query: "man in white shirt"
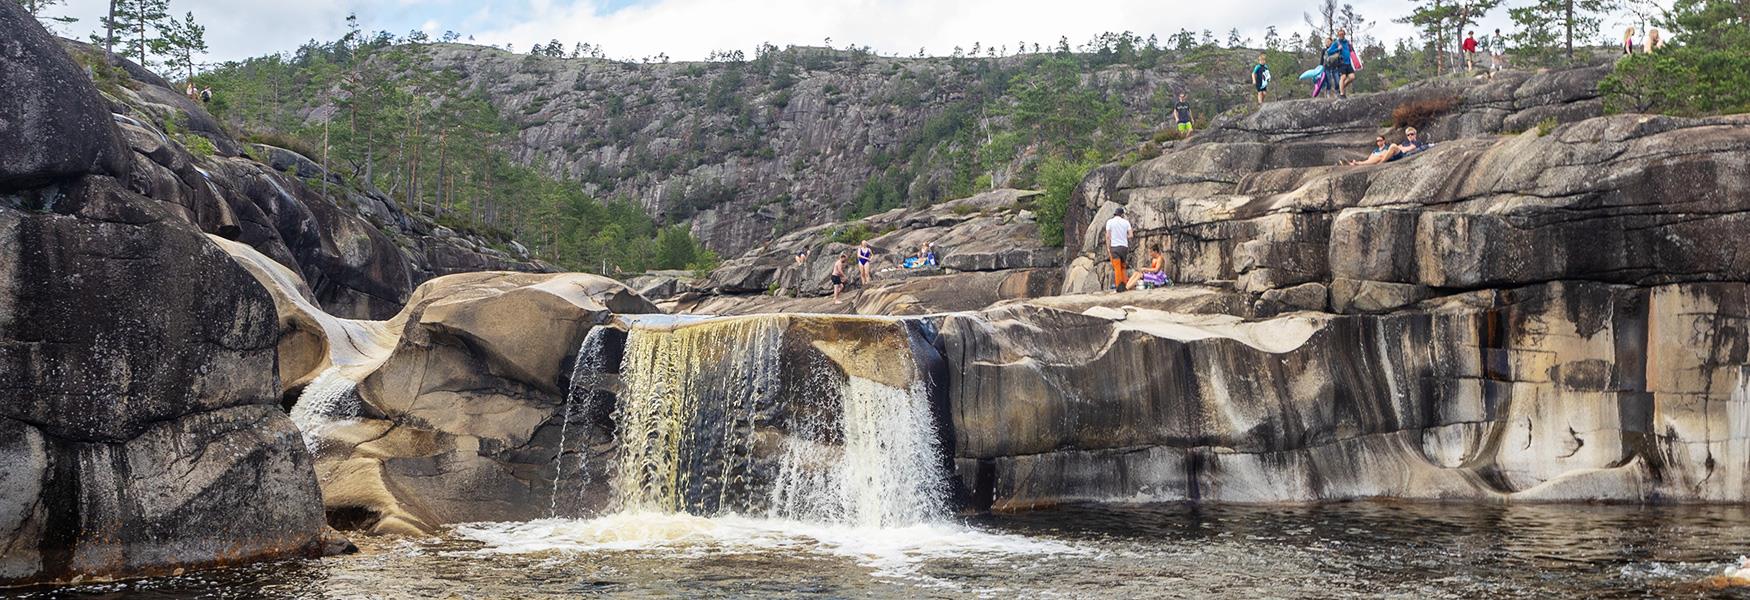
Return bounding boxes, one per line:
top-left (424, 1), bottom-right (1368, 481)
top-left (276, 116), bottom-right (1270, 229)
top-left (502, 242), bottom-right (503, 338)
top-left (1105, 206), bottom-right (1133, 291)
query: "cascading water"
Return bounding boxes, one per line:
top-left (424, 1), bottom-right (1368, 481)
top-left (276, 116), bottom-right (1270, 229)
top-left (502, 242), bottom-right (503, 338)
top-left (550, 326), bottom-right (616, 518)
top-left (602, 315), bottom-right (950, 526)
top-left (290, 366), bottom-right (362, 453)
top-left (459, 315), bottom-right (1072, 579)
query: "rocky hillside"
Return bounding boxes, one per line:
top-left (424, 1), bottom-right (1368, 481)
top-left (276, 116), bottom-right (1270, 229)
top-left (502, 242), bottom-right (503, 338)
top-left (57, 41), bottom-right (549, 319)
top-left (229, 41), bottom-right (1263, 255)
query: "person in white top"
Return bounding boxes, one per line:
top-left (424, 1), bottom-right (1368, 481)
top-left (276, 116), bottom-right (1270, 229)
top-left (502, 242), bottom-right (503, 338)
top-left (1105, 206), bottom-right (1133, 291)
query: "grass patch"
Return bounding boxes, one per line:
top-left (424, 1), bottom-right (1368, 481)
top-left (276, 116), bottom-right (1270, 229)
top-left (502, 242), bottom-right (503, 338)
top-left (1535, 117), bottom-right (1559, 137)
top-left (242, 130), bottom-right (322, 160)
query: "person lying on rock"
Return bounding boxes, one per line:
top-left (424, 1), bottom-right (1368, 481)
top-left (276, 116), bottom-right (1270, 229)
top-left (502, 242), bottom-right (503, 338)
top-left (1126, 244), bottom-right (1171, 290)
top-left (1345, 127), bottom-right (1429, 166)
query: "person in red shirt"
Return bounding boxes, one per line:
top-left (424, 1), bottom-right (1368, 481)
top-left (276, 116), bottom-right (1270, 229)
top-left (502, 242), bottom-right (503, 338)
top-left (1462, 32), bottom-right (1479, 72)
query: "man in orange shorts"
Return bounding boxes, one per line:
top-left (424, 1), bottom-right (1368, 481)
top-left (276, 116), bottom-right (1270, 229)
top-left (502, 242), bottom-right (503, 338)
top-left (1105, 206), bottom-right (1133, 291)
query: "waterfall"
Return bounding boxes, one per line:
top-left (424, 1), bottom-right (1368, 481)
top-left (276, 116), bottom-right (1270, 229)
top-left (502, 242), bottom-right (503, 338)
top-left (290, 367), bottom-right (361, 453)
top-left (550, 326), bottom-right (615, 518)
top-left (605, 315), bottom-right (949, 527)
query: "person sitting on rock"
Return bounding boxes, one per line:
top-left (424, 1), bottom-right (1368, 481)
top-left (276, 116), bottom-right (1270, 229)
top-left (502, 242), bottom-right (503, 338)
top-left (905, 242), bottom-right (936, 268)
top-left (831, 253), bottom-right (848, 304)
top-left (1126, 244), bottom-right (1171, 290)
top-left (1344, 135), bottom-right (1395, 166)
top-left (1346, 128), bottom-right (1429, 166)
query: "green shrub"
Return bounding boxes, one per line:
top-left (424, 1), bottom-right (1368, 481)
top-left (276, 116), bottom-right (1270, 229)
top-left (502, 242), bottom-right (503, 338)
top-left (1601, 50), bottom-right (1750, 116)
top-left (1033, 154), bottom-right (1098, 247)
top-left (950, 203), bottom-right (978, 216)
top-left (827, 222), bottom-right (877, 245)
top-left (182, 134), bottom-right (217, 157)
top-left (1535, 117), bottom-right (1559, 137)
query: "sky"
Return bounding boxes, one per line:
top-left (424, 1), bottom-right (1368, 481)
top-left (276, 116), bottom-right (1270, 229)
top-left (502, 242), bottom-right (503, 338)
top-left (41, 0), bottom-right (1631, 67)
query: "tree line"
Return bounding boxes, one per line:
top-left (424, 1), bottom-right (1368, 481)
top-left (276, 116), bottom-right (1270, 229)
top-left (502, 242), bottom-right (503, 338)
top-left (200, 18), bottom-right (719, 274)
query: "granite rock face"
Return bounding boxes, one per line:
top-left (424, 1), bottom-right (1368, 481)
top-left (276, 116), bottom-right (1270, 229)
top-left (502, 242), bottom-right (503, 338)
top-left (217, 246), bottom-right (662, 535)
top-left (400, 46), bottom-right (1263, 254)
top-left (0, 6), bottom-right (333, 584)
top-left (0, 8), bottom-right (129, 191)
top-left (57, 40), bottom-right (549, 319)
top-left (682, 188), bottom-right (1062, 315)
top-left (1064, 66), bottom-right (1750, 311)
top-left (939, 281), bottom-right (1750, 508)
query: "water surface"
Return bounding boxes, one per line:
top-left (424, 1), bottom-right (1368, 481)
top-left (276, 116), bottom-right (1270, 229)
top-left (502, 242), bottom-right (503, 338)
top-left (18, 502), bottom-right (1750, 599)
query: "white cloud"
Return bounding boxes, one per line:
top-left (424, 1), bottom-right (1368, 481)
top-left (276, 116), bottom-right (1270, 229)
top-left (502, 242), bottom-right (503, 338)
top-left (469, 0), bottom-right (1430, 61)
top-left (50, 0), bottom-right (1591, 67)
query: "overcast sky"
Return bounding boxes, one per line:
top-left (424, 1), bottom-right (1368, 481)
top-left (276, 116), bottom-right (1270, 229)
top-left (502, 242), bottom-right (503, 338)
top-left (43, 0), bottom-right (1630, 66)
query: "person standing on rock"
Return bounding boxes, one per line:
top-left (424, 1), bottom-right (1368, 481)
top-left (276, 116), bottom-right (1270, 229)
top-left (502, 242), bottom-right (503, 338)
top-left (832, 253), bottom-right (848, 304)
top-left (1105, 206), bottom-right (1134, 291)
top-left (1326, 29), bottom-right (1356, 98)
top-left (1251, 53), bottom-right (1271, 105)
top-left (1462, 32), bottom-right (1479, 72)
top-left (1173, 93), bottom-right (1195, 135)
top-left (1489, 28), bottom-right (1507, 78)
top-left (856, 240), bottom-right (875, 284)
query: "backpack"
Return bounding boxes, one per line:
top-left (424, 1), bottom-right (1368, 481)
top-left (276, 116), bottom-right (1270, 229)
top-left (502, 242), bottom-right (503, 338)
top-left (200, 89), bottom-right (212, 102)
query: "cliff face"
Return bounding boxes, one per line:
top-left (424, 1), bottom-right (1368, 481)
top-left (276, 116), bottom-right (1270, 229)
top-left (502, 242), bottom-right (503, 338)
top-left (353, 45), bottom-right (1257, 254)
top-left (64, 40), bottom-right (550, 319)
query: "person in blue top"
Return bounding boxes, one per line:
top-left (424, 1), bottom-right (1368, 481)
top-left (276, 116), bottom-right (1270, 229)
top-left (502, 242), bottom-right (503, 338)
top-left (1345, 127), bottom-right (1429, 166)
top-left (1251, 53), bottom-right (1271, 105)
top-left (1325, 29), bottom-right (1356, 98)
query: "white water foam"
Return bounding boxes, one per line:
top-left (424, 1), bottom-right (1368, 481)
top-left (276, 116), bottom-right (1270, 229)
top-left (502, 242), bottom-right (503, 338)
top-left (456, 512), bottom-right (1082, 580)
top-left (290, 366), bottom-right (361, 453)
top-left (768, 377), bottom-right (947, 527)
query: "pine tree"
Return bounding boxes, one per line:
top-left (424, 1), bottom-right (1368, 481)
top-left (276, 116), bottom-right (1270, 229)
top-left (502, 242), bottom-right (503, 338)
top-left (89, 0), bottom-right (170, 67)
top-left (161, 11), bottom-right (206, 84)
top-left (1510, 0), bottom-right (1619, 62)
top-left (17, 0), bottom-right (78, 31)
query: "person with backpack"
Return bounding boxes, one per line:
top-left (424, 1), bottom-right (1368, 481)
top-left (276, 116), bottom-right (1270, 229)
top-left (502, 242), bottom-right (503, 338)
top-left (1325, 29), bottom-right (1357, 98)
top-left (1251, 53), bottom-right (1271, 105)
top-left (199, 87), bottom-right (213, 103)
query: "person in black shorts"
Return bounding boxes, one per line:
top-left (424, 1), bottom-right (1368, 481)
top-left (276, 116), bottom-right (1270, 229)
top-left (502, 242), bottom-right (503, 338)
top-left (831, 253), bottom-right (848, 304)
top-left (1326, 29), bottom-right (1356, 98)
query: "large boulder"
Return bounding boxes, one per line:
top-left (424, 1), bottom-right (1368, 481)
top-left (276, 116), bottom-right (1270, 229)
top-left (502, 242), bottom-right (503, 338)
top-left (218, 266), bottom-right (661, 535)
top-left (0, 7), bottom-right (337, 584)
top-left (0, 177), bottom-right (335, 585)
top-left (0, 5), bottom-right (130, 190)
